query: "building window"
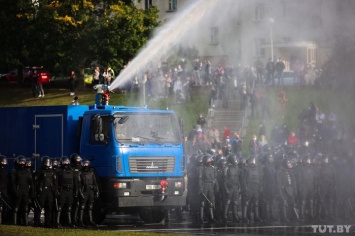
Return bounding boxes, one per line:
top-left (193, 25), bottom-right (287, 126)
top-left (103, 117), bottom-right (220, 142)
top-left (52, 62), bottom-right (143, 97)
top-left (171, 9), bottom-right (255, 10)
top-left (168, 0), bottom-right (177, 11)
top-left (145, 0), bottom-right (152, 10)
top-left (255, 2), bottom-right (265, 21)
top-left (255, 38), bottom-right (265, 57)
top-left (210, 27), bottom-right (219, 45)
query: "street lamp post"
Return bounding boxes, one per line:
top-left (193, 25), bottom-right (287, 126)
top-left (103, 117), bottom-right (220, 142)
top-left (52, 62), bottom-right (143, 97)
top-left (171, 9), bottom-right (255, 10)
top-left (269, 18), bottom-right (274, 61)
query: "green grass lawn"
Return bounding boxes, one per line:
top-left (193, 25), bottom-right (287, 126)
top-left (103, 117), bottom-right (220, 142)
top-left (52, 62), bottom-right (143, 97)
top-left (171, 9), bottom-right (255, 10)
top-left (243, 85), bottom-right (355, 157)
top-left (0, 225), bottom-right (182, 236)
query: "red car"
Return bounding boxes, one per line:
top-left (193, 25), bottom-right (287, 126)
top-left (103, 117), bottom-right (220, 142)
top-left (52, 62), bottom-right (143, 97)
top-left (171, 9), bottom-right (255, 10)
top-left (0, 67), bottom-right (51, 83)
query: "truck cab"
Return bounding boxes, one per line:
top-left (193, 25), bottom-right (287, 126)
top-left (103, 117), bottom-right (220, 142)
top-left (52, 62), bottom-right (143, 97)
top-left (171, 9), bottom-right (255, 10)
top-left (79, 105), bottom-right (187, 223)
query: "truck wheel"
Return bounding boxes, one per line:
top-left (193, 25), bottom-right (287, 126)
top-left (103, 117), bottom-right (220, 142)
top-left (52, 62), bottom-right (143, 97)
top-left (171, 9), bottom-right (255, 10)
top-left (139, 208), bottom-right (167, 223)
top-left (93, 200), bottom-right (107, 224)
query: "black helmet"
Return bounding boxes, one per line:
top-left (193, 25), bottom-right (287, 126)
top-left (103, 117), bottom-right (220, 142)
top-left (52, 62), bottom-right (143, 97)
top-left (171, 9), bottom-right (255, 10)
top-left (262, 144), bottom-right (271, 153)
top-left (16, 155), bottom-right (26, 167)
top-left (82, 159), bottom-right (91, 169)
top-left (285, 159), bottom-right (293, 169)
top-left (247, 156), bottom-right (257, 165)
top-left (25, 158), bottom-right (33, 169)
top-left (41, 156), bottom-right (51, 168)
top-left (217, 158), bottom-right (227, 168)
top-left (267, 154), bottom-right (274, 163)
top-left (60, 156), bottom-right (70, 167)
top-left (52, 159), bottom-right (59, 169)
top-left (227, 154), bottom-right (238, 166)
top-left (238, 157), bottom-right (246, 167)
top-left (197, 153), bottom-right (205, 165)
top-left (203, 154), bottom-right (213, 165)
top-left (303, 155), bottom-right (311, 164)
top-left (207, 148), bottom-right (216, 155)
top-left (0, 155), bottom-right (7, 168)
top-left (70, 153), bottom-right (82, 166)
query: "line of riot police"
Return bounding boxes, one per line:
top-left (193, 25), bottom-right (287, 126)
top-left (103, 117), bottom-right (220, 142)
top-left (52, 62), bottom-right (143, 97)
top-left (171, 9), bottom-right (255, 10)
top-left (0, 154), bottom-right (100, 228)
top-left (186, 143), bottom-right (355, 224)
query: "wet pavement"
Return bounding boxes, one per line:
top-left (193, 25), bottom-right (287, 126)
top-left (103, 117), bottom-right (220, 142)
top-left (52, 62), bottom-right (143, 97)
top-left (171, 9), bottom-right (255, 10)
top-left (98, 211), bottom-right (355, 235)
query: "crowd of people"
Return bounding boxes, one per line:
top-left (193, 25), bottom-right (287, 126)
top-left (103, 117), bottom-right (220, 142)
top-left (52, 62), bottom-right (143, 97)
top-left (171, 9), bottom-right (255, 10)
top-left (114, 56), bottom-right (320, 116)
top-left (116, 58), bottom-right (263, 107)
top-left (0, 154), bottom-right (99, 228)
top-left (182, 98), bottom-right (354, 224)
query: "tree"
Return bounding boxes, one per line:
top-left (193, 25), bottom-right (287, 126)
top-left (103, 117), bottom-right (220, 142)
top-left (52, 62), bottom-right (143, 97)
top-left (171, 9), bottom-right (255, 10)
top-left (0, 0), bottom-right (160, 83)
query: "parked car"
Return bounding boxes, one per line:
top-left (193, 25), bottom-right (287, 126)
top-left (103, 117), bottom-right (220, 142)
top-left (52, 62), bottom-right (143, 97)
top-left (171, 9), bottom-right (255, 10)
top-left (0, 68), bottom-right (29, 83)
top-left (0, 66), bottom-right (51, 83)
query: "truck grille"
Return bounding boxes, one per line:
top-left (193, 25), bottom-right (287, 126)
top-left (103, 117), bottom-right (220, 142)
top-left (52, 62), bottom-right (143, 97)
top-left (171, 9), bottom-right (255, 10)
top-left (129, 156), bottom-right (175, 173)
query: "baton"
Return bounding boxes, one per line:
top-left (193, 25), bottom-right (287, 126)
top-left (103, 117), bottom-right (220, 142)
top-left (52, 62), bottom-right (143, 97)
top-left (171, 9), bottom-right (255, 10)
top-left (33, 197), bottom-right (41, 209)
top-left (55, 197), bottom-right (58, 211)
top-left (201, 192), bottom-right (213, 206)
top-left (278, 194), bottom-right (288, 207)
top-left (293, 207), bottom-right (300, 220)
top-left (0, 194), bottom-right (12, 210)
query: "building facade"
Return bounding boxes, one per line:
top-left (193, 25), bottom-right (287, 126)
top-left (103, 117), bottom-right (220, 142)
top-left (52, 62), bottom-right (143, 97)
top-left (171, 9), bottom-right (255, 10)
top-left (134, 0), bottom-right (353, 69)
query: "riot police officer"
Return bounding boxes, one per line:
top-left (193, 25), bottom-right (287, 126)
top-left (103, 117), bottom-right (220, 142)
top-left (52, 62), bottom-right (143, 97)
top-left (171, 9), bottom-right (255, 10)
top-left (296, 155), bottom-right (315, 221)
top-left (224, 154), bottom-right (241, 223)
top-left (52, 159), bottom-right (59, 170)
top-left (317, 154), bottom-right (336, 220)
top-left (78, 160), bottom-right (99, 227)
top-left (25, 158), bottom-right (35, 174)
top-left (34, 156), bottom-right (58, 228)
top-left (25, 158), bottom-right (37, 221)
top-left (276, 159), bottom-right (298, 222)
top-left (262, 154), bottom-right (278, 221)
top-left (215, 156), bottom-right (228, 222)
top-left (198, 154), bottom-right (218, 223)
top-left (0, 155), bottom-right (9, 224)
top-left (222, 136), bottom-right (232, 156)
top-left (56, 156), bottom-right (78, 227)
top-left (238, 157), bottom-right (249, 223)
top-left (10, 155), bottom-right (34, 226)
top-left (70, 153), bottom-right (82, 226)
top-left (186, 152), bottom-right (202, 222)
top-left (245, 157), bottom-right (263, 222)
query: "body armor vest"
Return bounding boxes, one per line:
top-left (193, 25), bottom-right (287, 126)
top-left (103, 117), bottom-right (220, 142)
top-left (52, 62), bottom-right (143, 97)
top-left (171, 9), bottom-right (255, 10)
top-left (38, 169), bottom-right (55, 188)
top-left (15, 168), bottom-right (31, 187)
top-left (227, 166), bottom-right (239, 187)
top-left (203, 166), bottom-right (215, 183)
top-left (81, 170), bottom-right (94, 187)
top-left (60, 169), bottom-right (74, 187)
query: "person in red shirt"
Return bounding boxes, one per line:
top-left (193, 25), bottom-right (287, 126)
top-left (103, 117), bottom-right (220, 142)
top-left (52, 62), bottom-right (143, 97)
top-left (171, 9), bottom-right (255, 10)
top-left (287, 132), bottom-right (298, 146)
top-left (223, 126), bottom-right (230, 141)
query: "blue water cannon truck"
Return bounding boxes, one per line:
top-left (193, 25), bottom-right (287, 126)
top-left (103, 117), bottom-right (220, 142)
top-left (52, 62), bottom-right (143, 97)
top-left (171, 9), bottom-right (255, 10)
top-left (0, 103), bottom-right (187, 223)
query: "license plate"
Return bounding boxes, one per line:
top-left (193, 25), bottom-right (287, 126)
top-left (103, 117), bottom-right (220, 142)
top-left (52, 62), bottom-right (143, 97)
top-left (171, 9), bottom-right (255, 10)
top-left (146, 185), bottom-right (161, 190)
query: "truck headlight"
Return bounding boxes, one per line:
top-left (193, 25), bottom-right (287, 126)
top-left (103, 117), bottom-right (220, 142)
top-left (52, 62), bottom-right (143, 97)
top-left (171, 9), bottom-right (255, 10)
top-left (175, 181), bottom-right (182, 188)
top-left (113, 182), bottom-right (127, 189)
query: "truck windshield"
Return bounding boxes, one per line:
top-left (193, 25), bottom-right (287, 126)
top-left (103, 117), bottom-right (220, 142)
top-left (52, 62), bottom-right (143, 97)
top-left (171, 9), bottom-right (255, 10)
top-left (114, 113), bottom-right (181, 144)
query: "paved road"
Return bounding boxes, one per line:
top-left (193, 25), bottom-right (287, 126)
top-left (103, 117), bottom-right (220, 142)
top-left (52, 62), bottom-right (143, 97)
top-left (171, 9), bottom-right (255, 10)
top-left (98, 211), bottom-right (355, 235)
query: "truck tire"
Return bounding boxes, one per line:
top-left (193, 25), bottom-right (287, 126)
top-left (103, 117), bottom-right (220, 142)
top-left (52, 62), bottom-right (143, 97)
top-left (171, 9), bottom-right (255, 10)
top-left (139, 208), bottom-right (167, 224)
